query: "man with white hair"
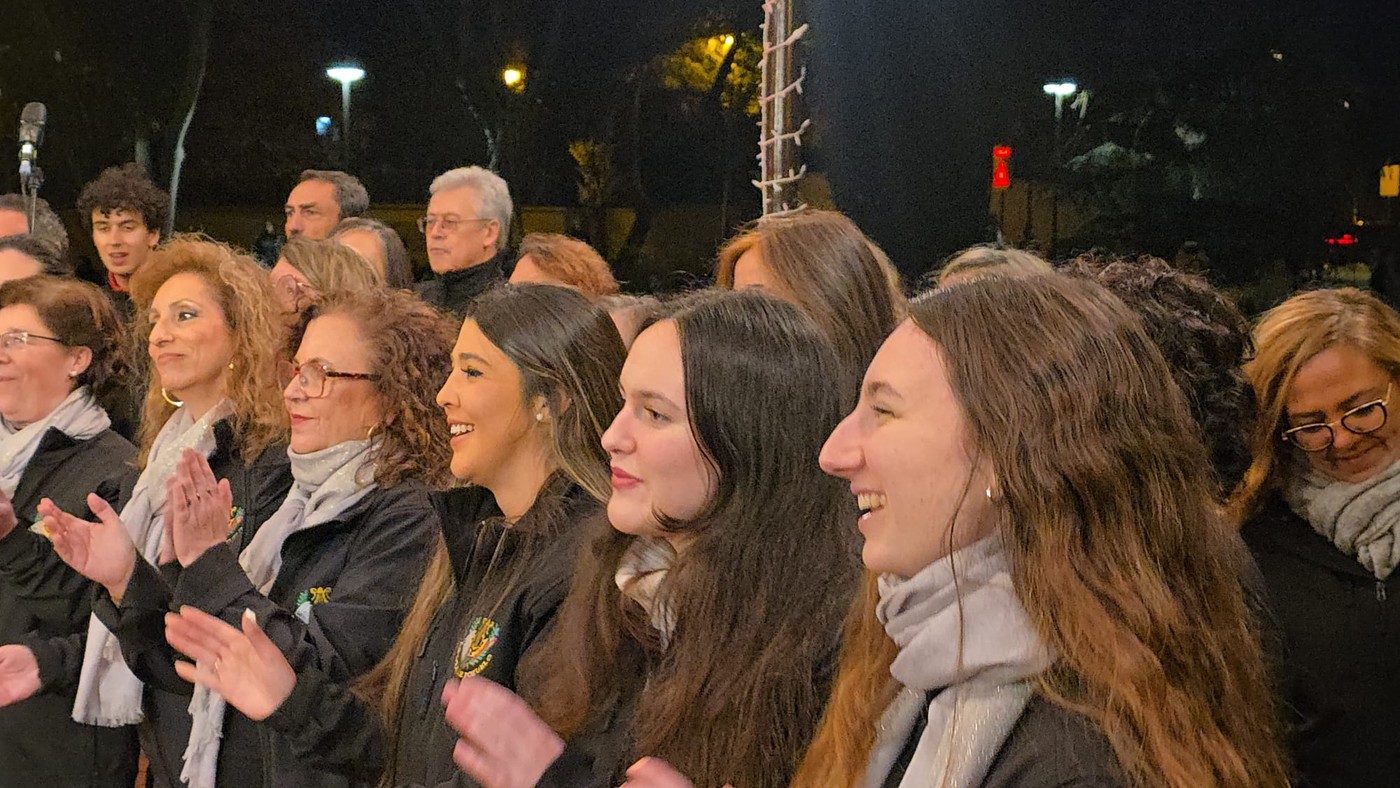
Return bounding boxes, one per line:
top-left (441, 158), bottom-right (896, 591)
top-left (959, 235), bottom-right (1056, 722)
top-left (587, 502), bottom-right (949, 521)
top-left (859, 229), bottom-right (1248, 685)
top-left (415, 166), bottom-right (512, 317)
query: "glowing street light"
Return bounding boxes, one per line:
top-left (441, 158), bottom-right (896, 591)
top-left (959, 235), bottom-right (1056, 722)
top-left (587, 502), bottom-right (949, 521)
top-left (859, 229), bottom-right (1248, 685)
top-left (502, 66), bottom-right (525, 93)
top-left (326, 63), bottom-right (366, 162)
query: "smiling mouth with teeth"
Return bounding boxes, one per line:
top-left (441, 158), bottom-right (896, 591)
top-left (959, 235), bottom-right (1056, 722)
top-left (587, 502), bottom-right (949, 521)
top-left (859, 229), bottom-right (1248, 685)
top-left (856, 492), bottom-right (887, 516)
top-left (449, 423), bottom-right (475, 435)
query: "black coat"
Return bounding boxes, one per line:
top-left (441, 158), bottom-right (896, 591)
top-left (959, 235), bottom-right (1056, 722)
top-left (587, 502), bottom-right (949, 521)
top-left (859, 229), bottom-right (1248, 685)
top-left (1242, 493), bottom-right (1400, 788)
top-left (94, 473), bottom-right (436, 788)
top-left (262, 479), bottom-right (598, 788)
top-left (413, 253), bottom-right (505, 320)
top-left (0, 427), bottom-right (138, 788)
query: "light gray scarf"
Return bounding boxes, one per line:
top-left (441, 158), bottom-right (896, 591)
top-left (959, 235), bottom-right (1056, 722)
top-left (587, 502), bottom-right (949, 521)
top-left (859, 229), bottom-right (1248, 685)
top-left (615, 535), bottom-right (678, 647)
top-left (864, 535), bottom-right (1054, 788)
top-left (73, 401), bottom-right (230, 727)
top-left (181, 438), bottom-right (378, 788)
top-left (0, 387), bottom-right (110, 499)
top-left (1285, 455), bottom-right (1400, 580)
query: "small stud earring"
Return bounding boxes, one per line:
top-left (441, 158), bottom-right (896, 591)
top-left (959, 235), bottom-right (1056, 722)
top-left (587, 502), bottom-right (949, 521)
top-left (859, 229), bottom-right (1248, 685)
top-left (986, 486), bottom-right (993, 500)
top-left (535, 412), bottom-right (545, 423)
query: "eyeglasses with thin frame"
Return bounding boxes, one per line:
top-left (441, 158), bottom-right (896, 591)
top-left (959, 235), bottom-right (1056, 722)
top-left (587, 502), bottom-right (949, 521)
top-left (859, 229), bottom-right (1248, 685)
top-left (416, 215), bottom-right (494, 234)
top-left (281, 360), bottom-right (380, 399)
top-left (0, 330), bottom-right (66, 351)
top-left (1282, 383), bottom-right (1392, 452)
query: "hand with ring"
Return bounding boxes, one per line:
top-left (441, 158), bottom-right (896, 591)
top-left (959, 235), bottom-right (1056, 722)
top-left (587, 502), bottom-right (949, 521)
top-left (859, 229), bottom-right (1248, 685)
top-left (165, 606), bottom-right (296, 721)
top-left (168, 449), bottom-right (234, 567)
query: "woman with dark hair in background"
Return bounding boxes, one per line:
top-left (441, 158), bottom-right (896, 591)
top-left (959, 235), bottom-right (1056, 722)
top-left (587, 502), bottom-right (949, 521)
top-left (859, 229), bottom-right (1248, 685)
top-left (0, 276), bottom-right (138, 787)
top-left (793, 276), bottom-right (1287, 787)
top-left (17, 236), bottom-right (293, 788)
top-left (163, 284), bottom-right (626, 786)
top-left (433, 290), bottom-right (860, 788)
top-left (1235, 287), bottom-right (1400, 787)
top-left (931, 245), bottom-right (1052, 289)
top-left (716, 208), bottom-right (905, 394)
top-left (0, 234), bottom-right (73, 283)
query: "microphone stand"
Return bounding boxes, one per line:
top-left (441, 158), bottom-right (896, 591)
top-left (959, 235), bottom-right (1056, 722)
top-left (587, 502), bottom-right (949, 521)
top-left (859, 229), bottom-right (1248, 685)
top-left (19, 161), bottom-right (43, 232)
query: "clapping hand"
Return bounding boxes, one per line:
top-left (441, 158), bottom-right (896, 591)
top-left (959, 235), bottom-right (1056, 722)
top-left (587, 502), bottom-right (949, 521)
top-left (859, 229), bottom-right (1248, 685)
top-left (0, 644), bottom-right (40, 707)
top-left (164, 606), bottom-right (295, 721)
top-left (440, 676), bottom-right (565, 788)
top-left (38, 495), bottom-right (137, 602)
top-left (168, 449), bottom-right (233, 567)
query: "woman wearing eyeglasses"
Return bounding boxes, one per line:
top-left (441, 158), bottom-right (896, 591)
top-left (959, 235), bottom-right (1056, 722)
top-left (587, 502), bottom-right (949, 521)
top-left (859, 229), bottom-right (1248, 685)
top-left (1234, 287), bottom-right (1400, 788)
top-left (271, 237), bottom-right (384, 331)
top-left (43, 288), bottom-right (451, 788)
top-left (0, 276), bottom-right (140, 788)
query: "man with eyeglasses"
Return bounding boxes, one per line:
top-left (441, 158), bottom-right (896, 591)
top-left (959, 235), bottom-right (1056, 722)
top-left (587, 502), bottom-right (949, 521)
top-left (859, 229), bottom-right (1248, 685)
top-left (414, 166), bottom-right (513, 318)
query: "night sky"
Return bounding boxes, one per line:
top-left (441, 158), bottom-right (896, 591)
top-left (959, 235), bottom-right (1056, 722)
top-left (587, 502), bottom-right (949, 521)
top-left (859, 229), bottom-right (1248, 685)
top-left (2, 0), bottom-right (1397, 278)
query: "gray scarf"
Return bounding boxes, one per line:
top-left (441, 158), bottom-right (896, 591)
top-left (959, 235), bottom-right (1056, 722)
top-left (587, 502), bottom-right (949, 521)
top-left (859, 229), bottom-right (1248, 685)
top-left (864, 536), bottom-right (1054, 788)
top-left (181, 438), bottom-right (378, 788)
top-left (73, 401), bottom-right (230, 727)
top-left (615, 536), bottom-right (678, 647)
top-left (1285, 455), bottom-right (1400, 580)
top-left (0, 387), bottom-right (110, 499)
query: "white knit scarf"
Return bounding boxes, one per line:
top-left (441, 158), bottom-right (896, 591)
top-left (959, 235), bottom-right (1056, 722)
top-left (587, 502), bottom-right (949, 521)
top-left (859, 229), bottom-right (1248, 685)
top-left (615, 535), bottom-right (678, 647)
top-left (180, 438), bottom-right (378, 788)
top-left (0, 387), bottom-right (111, 498)
top-left (72, 401), bottom-right (230, 727)
top-left (1285, 455), bottom-right (1400, 580)
top-left (864, 536), bottom-right (1054, 788)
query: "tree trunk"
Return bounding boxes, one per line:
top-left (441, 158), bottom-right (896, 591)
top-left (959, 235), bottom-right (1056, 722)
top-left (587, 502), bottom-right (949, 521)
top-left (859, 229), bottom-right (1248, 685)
top-left (165, 0), bottom-right (215, 238)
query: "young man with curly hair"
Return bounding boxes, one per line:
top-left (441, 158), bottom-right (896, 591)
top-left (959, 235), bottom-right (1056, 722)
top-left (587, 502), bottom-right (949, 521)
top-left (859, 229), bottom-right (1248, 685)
top-left (75, 163), bottom-right (170, 312)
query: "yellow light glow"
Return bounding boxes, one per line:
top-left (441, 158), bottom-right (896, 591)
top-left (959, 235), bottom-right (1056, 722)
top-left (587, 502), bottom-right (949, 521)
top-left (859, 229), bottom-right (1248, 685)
top-left (723, 34), bottom-right (735, 47)
top-left (502, 67), bottom-right (524, 90)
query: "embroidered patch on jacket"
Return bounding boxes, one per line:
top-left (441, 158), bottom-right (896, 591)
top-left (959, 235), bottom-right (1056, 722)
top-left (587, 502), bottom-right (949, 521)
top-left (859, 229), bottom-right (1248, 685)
top-left (453, 616), bottom-right (500, 678)
top-left (294, 586), bottom-right (333, 623)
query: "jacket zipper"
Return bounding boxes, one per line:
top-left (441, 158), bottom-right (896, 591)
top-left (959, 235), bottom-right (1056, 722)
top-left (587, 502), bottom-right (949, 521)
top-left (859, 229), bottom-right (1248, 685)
top-left (1378, 581), bottom-right (1389, 603)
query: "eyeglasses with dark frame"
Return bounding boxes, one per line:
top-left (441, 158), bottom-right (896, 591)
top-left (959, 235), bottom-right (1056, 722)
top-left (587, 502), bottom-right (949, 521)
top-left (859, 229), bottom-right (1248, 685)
top-left (0, 330), bottom-right (66, 351)
top-left (1282, 383), bottom-right (1392, 452)
top-left (416, 215), bottom-right (494, 234)
top-left (281, 360), bottom-right (381, 399)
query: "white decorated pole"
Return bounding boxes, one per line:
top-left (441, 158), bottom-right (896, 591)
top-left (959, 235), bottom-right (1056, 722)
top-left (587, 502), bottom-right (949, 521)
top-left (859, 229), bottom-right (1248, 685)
top-left (755, 0), bottom-right (810, 215)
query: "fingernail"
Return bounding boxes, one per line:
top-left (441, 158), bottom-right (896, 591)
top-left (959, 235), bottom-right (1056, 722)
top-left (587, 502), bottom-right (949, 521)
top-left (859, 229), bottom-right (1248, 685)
top-left (243, 609), bottom-right (257, 625)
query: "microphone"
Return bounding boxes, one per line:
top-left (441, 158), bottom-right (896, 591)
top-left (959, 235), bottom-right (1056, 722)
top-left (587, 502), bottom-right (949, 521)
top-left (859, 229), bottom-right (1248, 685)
top-left (18, 102), bottom-right (46, 178)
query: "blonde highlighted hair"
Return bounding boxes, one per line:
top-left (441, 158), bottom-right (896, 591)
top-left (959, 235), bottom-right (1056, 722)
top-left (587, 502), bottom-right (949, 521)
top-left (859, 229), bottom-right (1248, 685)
top-left (129, 234), bottom-right (288, 466)
top-left (1232, 287), bottom-right (1400, 519)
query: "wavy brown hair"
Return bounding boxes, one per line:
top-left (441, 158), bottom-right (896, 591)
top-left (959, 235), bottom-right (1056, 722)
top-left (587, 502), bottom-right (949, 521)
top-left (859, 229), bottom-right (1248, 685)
top-left (0, 275), bottom-right (129, 410)
top-left (716, 208), bottom-right (905, 393)
top-left (303, 289), bottom-right (455, 488)
top-left (932, 244), bottom-right (1052, 288)
top-left (795, 276), bottom-right (1289, 788)
top-left (281, 236), bottom-right (384, 292)
top-left (522, 290), bottom-right (860, 788)
top-left (129, 234), bottom-right (287, 466)
top-left (359, 284), bottom-right (625, 783)
top-left (516, 233), bottom-right (619, 298)
top-left (1232, 287), bottom-right (1400, 520)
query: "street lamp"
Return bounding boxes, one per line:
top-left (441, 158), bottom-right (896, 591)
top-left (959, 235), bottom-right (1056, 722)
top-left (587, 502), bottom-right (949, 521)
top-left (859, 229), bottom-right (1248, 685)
top-left (502, 66), bottom-right (525, 94)
top-left (327, 64), bottom-right (366, 163)
top-left (1041, 80), bottom-right (1078, 257)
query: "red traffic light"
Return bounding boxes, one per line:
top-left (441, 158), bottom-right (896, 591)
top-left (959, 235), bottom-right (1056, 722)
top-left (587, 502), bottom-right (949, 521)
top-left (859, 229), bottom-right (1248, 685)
top-left (1325, 233), bottom-right (1359, 246)
top-left (992, 145), bottom-right (1012, 159)
top-left (992, 159), bottom-right (1011, 189)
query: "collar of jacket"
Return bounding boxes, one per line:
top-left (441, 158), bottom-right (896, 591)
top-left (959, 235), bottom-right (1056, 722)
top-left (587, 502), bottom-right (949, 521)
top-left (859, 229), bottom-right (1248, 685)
top-left (431, 251), bottom-right (506, 298)
top-left (1246, 493), bottom-right (1384, 581)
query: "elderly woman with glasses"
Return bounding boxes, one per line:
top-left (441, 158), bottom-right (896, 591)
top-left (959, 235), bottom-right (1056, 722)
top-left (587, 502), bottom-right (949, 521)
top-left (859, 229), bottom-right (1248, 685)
top-left (1234, 286), bottom-right (1400, 788)
top-left (0, 276), bottom-right (139, 788)
top-left (43, 288), bottom-right (452, 788)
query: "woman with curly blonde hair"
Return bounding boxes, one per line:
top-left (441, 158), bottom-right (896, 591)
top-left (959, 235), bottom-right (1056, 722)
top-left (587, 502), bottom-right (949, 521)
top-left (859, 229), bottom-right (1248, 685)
top-left (32, 235), bottom-right (294, 787)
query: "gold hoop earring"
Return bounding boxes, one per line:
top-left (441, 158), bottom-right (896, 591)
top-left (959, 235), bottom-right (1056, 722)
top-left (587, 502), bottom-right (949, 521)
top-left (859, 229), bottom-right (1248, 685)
top-left (366, 424), bottom-right (380, 440)
top-left (161, 388), bottom-right (184, 408)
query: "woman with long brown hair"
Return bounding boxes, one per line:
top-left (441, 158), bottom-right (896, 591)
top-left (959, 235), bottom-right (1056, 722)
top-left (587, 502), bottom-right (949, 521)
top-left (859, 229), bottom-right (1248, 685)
top-left (794, 275), bottom-right (1288, 787)
top-left (161, 284), bottom-right (626, 786)
top-left (434, 290), bottom-right (860, 788)
top-left (716, 208), bottom-right (905, 393)
top-left (1233, 287), bottom-right (1400, 787)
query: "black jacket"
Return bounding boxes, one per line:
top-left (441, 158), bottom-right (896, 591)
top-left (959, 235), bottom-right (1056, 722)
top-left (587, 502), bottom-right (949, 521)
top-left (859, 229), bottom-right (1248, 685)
top-left (1242, 493), bottom-right (1400, 788)
top-left (95, 474), bottom-right (436, 788)
top-left (413, 253), bottom-right (505, 320)
top-left (0, 427), bottom-right (138, 788)
top-left (262, 479), bottom-right (599, 788)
